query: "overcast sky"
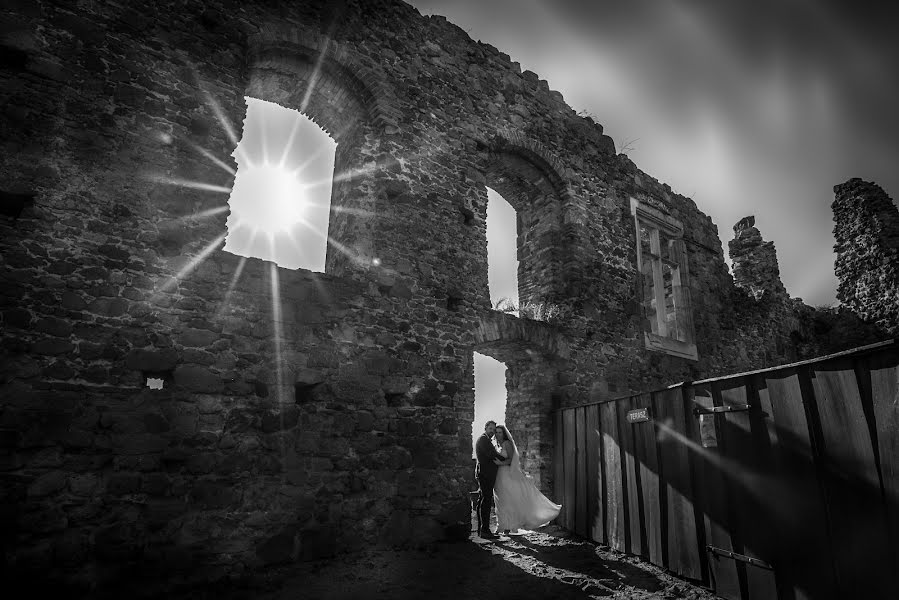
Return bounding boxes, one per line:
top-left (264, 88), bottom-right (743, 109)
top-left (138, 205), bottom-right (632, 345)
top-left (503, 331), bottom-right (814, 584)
top-left (408, 0), bottom-right (899, 308)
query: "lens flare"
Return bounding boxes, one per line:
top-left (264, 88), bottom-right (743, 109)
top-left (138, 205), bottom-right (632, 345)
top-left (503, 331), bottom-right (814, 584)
top-left (228, 165), bottom-right (308, 233)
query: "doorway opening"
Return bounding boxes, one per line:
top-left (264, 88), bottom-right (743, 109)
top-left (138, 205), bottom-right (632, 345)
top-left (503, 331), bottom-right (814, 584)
top-left (472, 351), bottom-right (508, 458)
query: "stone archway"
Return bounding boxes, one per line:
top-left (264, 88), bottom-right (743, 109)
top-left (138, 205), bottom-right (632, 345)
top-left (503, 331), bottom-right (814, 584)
top-left (244, 24), bottom-right (402, 277)
top-left (471, 311), bottom-right (569, 493)
top-left (479, 130), bottom-right (576, 308)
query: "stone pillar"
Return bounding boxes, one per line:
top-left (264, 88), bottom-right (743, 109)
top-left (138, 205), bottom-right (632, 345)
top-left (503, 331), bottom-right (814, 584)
top-left (728, 215), bottom-right (788, 301)
top-left (504, 357), bottom-right (556, 494)
top-left (833, 178), bottom-right (899, 335)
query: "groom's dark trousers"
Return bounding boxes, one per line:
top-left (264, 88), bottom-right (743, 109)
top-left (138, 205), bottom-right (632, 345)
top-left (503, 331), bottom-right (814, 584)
top-left (475, 433), bottom-right (503, 533)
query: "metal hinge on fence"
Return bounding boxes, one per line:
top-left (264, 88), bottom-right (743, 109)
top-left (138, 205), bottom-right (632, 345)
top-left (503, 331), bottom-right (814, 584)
top-left (706, 545), bottom-right (774, 570)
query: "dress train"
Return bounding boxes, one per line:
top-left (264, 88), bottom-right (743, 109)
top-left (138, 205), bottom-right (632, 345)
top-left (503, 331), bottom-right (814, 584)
top-left (493, 447), bottom-right (561, 531)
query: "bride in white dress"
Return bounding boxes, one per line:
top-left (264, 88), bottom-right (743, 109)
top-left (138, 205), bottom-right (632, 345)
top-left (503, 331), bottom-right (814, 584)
top-left (493, 425), bottom-right (562, 533)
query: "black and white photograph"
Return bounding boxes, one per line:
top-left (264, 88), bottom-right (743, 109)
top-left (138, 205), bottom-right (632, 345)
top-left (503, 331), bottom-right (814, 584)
top-left (1, 0), bottom-right (897, 598)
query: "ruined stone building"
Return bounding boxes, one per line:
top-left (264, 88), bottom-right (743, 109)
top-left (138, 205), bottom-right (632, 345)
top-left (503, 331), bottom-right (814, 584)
top-left (1, 0), bottom-right (897, 594)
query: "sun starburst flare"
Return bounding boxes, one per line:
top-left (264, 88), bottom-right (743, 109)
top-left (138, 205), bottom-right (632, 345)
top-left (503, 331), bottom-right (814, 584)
top-left (227, 164), bottom-right (309, 233)
top-left (146, 175), bottom-right (232, 194)
top-left (219, 96), bottom-right (337, 272)
top-left (145, 86), bottom-right (341, 314)
top-left (150, 233), bottom-right (227, 300)
top-left (214, 256), bottom-right (247, 319)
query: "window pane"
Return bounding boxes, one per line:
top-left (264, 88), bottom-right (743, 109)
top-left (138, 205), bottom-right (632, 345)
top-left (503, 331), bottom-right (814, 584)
top-left (659, 230), bottom-right (674, 262)
top-left (639, 222), bottom-right (654, 258)
top-left (641, 255), bottom-right (659, 333)
top-left (642, 257), bottom-right (658, 334)
top-left (662, 262), bottom-right (679, 340)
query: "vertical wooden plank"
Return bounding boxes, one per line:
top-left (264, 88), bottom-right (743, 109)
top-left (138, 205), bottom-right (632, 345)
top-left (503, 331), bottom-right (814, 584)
top-left (809, 359), bottom-right (892, 597)
top-left (717, 378), bottom-right (778, 600)
top-left (654, 385), bottom-right (702, 581)
top-left (862, 346), bottom-right (899, 576)
top-left (634, 392), bottom-right (663, 566)
top-left (761, 368), bottom-right (837, 600)
top-left (586, 403), bottom-right (602, 544)
top-left (601, 401), bottom-right (625, 551)
top-left (575, 405), bottom-right (588, 537)
top-left (562, 409), bottom-right (577, 532)
top-left (595, 402), bottom-right (608, 544)
top-left (752, 375), bottom-right (794, 600)
top-left (554, 410), bottom-right (565, 526)
top-left (690, 384), bottom-right (740, 600)
top-left (687, 384), bottom-right (741, 600)
top-left (620, 396), bottom-right (643, 556)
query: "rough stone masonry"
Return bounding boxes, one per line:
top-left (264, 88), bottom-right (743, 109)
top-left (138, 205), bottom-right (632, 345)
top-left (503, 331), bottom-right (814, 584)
top-left (0, 0), bottom-right (896, 595)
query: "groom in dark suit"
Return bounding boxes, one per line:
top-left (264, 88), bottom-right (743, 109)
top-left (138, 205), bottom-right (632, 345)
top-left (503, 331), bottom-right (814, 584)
top-left (475, 420), bottom-right (506, 539)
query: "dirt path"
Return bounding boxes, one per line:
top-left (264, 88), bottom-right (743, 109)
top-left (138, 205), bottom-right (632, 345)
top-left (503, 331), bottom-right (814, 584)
top-left (210, 526), bottom-right (718, 600)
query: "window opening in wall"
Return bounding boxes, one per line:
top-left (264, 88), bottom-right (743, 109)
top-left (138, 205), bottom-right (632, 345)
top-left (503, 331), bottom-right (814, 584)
top-left (639, 223), bottom-right (686, 340)
top-left (486, 187), bottom-right (519, 314)
top-left (633, 199), bottom-right (697, 360)
top-left (223, 97), bottom-right (337, 272)
top-left (472, 351), bottom-right (508, 458)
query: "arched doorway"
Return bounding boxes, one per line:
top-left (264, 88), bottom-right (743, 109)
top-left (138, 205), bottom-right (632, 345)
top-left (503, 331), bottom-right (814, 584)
top-left (471, 311), bottom-right (568, 493)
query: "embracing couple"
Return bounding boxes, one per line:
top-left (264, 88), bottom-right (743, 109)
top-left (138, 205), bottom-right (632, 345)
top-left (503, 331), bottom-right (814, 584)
top-left (475, 420), bottom-right (562, 539)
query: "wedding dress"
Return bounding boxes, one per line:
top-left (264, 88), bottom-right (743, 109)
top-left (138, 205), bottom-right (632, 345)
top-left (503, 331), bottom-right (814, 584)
top-left (494, 444), bottom-right (562, 531)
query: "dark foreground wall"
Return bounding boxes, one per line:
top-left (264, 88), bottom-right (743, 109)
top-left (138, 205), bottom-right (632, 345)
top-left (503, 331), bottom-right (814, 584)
top-left (0, 0), bottom-right (892, 594)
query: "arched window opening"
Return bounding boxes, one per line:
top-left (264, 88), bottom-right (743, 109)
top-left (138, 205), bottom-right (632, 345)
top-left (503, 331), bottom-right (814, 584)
top-left (484, 147), bottom-right (565, 311)
top-left (472, 351), bottom-right (508, 458)
top-left (486, 187), bottom-right (520, 314)
top-left (223, 97), bottom-right (336, 272)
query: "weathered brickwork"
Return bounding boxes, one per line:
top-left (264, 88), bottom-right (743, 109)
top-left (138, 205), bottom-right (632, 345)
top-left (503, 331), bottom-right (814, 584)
top-left (0, 0), bottom-right (895, 595)
top-left (833, 178), bottom-right (899, 335)
top-left (729, 215), bottom-right (789, 301)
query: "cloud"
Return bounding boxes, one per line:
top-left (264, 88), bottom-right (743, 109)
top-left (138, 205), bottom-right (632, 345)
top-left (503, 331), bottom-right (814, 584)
top-left (408, 0), bottom-right (899, 305)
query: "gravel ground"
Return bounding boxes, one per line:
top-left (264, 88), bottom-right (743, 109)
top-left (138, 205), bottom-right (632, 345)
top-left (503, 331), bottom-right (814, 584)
top-left (213, 525), bottom-right (718, 600)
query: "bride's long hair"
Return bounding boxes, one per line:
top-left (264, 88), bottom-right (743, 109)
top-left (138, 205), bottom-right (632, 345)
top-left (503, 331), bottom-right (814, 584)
top-left (495, 424), bottom-right (518, 456)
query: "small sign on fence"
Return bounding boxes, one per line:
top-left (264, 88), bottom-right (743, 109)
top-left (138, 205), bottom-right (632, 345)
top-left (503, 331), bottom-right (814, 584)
top-left (627, 407), bottom-right (651, 423)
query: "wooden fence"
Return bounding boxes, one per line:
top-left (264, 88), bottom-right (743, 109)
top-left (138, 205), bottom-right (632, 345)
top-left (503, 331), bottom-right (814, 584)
top-left (553, 339), bottom-right (899, 599)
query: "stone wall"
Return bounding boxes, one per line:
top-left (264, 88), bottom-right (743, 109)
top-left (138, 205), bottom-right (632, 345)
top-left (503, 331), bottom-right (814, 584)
top-left (0, 0), bottom-right (895, 595)
top-left (729, 215), bottom-right (789, 301)
top-left (833, 178), bottom-right (899, 335)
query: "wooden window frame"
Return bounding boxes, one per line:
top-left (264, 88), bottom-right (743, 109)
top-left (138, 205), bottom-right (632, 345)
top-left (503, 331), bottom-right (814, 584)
top-left (630, 198), bottom-right (698, 361)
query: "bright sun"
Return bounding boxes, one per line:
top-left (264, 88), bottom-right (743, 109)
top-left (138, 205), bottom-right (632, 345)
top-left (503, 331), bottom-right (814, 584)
top-left (229, 164), bottom-right (307, 233)
top-left (222, 97), bottom-right (337, 272)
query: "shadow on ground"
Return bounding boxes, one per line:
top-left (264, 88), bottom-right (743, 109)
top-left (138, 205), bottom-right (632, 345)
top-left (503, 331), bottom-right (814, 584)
top-left (176, 525), bottom-right (716, 600)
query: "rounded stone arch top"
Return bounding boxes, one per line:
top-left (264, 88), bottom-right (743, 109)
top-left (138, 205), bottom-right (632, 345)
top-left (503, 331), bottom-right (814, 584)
top-left (246, 24), bottom-right (402, 142)
top-left (478, 128), bottom-right (575, 305)
top-left (486, 128), bottom-right (574, 204)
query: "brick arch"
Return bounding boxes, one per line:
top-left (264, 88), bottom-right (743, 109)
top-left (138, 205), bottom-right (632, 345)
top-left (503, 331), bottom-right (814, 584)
top-left (488, 128), bottom-right (574, 204)
top-left (242, 25), bottom-right (403, 276)
top-left (246, 25), bottom-right (402, 143)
